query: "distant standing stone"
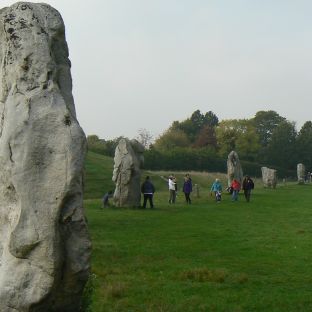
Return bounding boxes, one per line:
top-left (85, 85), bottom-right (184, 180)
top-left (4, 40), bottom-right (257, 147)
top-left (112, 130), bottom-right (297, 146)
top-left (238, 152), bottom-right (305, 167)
top-left (227, 151), bottom-right (243, 187)
top-left (261, 167), bottom-right (277, 188)
top-left (112, 138), bottom-right (144, 207)
top-left (297, 163), bottom-right (305, 184)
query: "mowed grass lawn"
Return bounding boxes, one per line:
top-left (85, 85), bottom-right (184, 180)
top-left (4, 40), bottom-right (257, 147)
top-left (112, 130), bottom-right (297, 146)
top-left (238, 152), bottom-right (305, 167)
top-left (84, 152), bottom-right (312, 312)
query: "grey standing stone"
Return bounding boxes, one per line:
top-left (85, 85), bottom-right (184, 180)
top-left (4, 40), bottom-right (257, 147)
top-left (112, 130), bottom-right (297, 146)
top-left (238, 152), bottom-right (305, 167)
top-left (227, 150), bottom-right (243, 186)
top-left (261, 167), bottom-right (277, 188)
top-left (112, 138), bottom-right (144, 207)
top-left (0, 3), bottom-right (91, 311)
top-left (297, 163), bottom-right (305, 184)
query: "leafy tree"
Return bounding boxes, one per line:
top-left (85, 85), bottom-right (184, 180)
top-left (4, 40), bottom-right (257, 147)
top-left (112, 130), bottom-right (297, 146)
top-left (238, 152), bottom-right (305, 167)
top-left (87, 135), bottom-right (100, 144)
top-left (266, 120), bottom-right (297, 169)
top-left (252, 110), bottom-right (286, 146)
top-left (215, 119), bottom-right (241, 157)
top-left (193, 125), bottom-right (217, 149)
top-left (153, 128), bottom-right (190, 150)
top-left (171, 110), bottom-right (219, 142)
top-left (235, 123), bottom-right (260, 161)
top-left (204, 111), bottom-right (219, 127)
top-left (296, 121), bottom-right (312, 169)
top-left (215, 119), bottom-right (260, 160)
top-left (86, 135), bottom-right (123, 157)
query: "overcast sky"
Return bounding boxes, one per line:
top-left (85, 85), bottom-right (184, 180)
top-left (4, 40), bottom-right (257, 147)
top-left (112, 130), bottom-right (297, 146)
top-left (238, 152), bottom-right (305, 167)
top-left (2, 0), bottom-right (312, 140)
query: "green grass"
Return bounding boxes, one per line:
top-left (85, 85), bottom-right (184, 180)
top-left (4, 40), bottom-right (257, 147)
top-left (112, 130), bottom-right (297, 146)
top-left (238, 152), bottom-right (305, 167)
top-left (84, 152), bottom-right (312, 311)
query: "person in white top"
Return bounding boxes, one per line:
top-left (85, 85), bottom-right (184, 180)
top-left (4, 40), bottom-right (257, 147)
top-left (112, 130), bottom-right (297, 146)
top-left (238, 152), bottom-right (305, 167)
top-left (168, 175), bottom-right (177, 204)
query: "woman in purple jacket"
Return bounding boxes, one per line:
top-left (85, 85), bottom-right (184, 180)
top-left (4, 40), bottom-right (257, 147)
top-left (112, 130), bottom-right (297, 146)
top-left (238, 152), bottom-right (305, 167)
top-left (183, 174), bottom-right (193, 204)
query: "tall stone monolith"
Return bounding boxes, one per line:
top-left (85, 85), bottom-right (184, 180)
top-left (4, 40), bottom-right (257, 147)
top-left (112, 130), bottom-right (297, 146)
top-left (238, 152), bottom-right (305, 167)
top-left (227, 150), bottom-right (243, 186)
top-left (297, 163), bottom-right (305, 184)
top-left (261, 167), bottom-right (277, 188)
top-left (0, 3), bottom-right (91, 311)
top-left (112, 138), bottom-right (144, 207)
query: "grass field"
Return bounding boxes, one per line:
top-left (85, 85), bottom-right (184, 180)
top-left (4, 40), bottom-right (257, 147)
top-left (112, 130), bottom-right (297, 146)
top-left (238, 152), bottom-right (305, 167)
top-left (84, 151), bottom-right (312, 312)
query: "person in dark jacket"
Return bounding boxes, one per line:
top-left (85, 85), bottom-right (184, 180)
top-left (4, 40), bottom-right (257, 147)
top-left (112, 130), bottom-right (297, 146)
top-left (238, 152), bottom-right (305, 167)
top-left (141, 176), bottom-right (155, 208)
top-left (242, 176), bottom-right (254, 202)
top-left (102, 190), bottom-right (113, 208)
top-left (183, 174), bottom-right (193, 204)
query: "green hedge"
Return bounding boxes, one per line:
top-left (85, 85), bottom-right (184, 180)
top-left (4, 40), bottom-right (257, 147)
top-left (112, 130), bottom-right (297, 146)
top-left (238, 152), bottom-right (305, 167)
top-left (144, 148), bottom-right (297, 178)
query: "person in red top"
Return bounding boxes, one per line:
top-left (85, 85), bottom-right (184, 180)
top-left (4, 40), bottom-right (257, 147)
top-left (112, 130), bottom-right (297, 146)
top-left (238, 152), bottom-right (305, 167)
top-left (230, 179), bottom-right (241, 201)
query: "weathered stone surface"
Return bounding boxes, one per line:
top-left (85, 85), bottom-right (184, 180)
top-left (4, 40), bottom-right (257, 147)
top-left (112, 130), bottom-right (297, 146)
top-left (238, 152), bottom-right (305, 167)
top-left (227, 151), bottom-right (243, 186)
top-left (261, 167), bottom-right (277, 188)
top-left (0, 3), bottom-right (91, 311)
top-left (112, 138), bottom-right (144, 207)
top-left (297, 163), bottom-right (305, 184)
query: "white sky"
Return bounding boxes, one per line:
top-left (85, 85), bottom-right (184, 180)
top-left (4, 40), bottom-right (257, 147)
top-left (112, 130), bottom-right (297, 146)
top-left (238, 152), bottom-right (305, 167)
top-left (2, 0), bottom-right (312, 140)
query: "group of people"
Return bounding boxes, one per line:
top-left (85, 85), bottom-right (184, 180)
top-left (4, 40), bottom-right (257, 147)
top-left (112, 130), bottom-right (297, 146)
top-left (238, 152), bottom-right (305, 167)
top-left (210, 176), bottom-right (255, 203)
top-left (102, 174), bottom-right (255, 208)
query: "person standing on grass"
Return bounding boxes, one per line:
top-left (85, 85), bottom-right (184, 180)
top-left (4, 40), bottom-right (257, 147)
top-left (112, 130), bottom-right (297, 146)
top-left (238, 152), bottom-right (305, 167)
top-left (183, 174), bottom-right (193, 204)
top-left (210, 178), bottom-right (222, 202)
top-left (242, 175), bottom-right (254, 202)
top-left (230, 178), bottom-right (241, 201)
top-left (102, 190), bottom-right (113, 208)
top-left (168, 175), bottom-right (177, 204)
top-left (141, 176), bottom-right (155, 208)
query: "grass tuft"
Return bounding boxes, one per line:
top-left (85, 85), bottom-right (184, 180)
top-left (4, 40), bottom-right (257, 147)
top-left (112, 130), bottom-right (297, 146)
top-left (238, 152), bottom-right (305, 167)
top-left (102, 281), bottom-right (128, 299)
top-left (180, 267), bottom-right (228, 283)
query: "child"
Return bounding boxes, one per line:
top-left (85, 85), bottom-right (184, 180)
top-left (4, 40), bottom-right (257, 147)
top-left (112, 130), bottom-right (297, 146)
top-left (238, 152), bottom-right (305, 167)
top-left (210, 178), bottom-right (222, 202)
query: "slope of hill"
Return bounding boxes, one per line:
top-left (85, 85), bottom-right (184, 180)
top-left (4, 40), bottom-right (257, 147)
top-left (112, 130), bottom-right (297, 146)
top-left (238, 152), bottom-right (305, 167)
top-left (84, 151), bottom-right (115, 200)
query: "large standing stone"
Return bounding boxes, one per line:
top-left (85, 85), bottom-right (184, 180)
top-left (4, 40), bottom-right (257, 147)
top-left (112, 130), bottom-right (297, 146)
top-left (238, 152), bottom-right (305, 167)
top-left (112, 138), bottom-right (144, 207)
top-left (0, 3), bottom-right (91, 311)
top-left (227, 150), bottom-right (243, 186)
top-left (297, 163), bottom-right (305, 184)
top-left (261, 167), bottom-right (277, 188)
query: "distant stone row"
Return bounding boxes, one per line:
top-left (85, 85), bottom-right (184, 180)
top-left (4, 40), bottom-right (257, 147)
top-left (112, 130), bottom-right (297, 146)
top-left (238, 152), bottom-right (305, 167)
top-left (112, 140), bottom-right (310, 208)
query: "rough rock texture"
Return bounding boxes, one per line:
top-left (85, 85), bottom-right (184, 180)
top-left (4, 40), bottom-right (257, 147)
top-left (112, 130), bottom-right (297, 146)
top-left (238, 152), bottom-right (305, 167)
top-left (261, 167), bottom-right (277, 188)
top-left (227, 150), bottom-right (243, 186)
top-left (112, 138), bottom-right (144, 207)
top-left (297, 163), bottom-right (305, 184)
top-left (0, 3), bottom-right (91, 311)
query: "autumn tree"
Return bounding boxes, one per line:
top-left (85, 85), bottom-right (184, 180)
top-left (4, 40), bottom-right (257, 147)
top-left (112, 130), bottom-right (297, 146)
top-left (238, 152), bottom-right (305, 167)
top-left (193, 125), bottom-right (217, 149)
top-left (153, 128), bottom-right (190, 150)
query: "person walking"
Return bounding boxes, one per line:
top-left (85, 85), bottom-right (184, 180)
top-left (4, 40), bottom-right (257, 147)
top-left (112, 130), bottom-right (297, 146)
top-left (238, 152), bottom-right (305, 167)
top-left (242, 175), bottom-right (254, 202)
top-left (210, 178), bottom-right (222, 202)
top-left (230, 179), bottom-right (241, 201)
top-left (141, 176), bottom-right (155, 208)
top-left (183, 174), bottom-right (193, 204)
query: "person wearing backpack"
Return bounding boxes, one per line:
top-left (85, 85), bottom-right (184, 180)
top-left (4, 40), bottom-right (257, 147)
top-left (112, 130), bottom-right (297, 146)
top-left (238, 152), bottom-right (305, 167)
top-left (242, 175), bottom-right (254, 202)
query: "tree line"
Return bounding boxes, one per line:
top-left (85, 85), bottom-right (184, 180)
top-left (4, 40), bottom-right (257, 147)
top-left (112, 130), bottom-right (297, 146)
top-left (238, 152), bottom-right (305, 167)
top-left (87, 110), bottom-right (312, 177)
